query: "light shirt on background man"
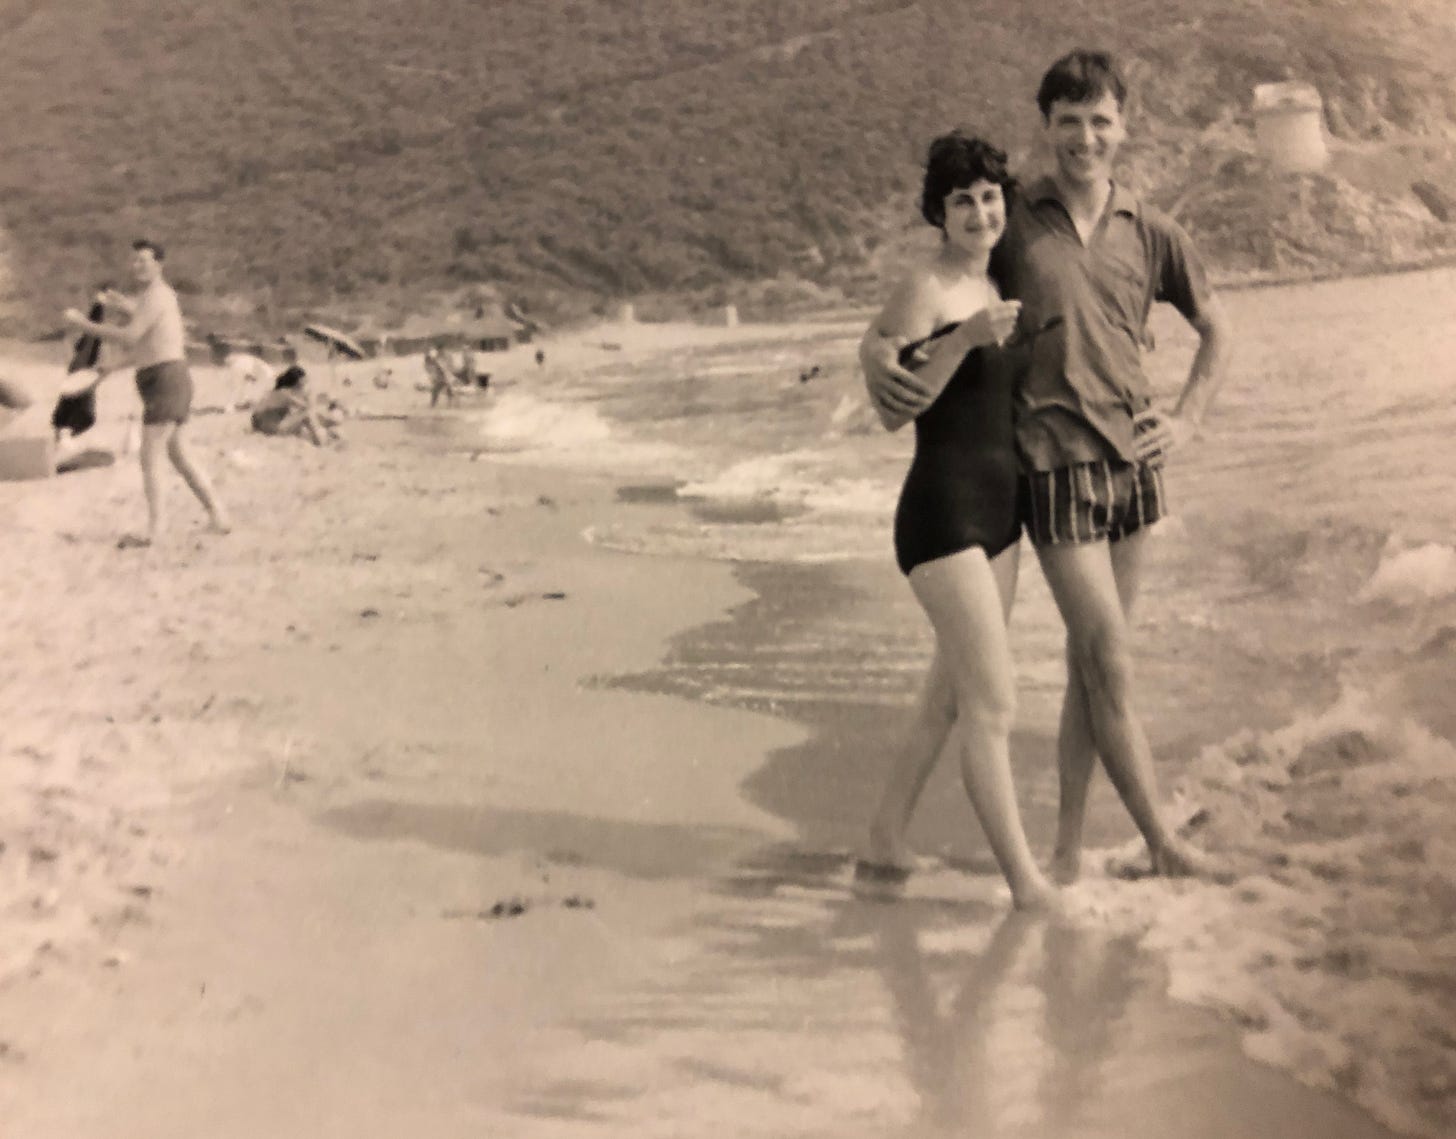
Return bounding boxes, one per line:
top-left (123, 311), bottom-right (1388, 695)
top-left (129, 279), bottom-right (187, 369)
top-left (225, 352), bottom-right (275, 406)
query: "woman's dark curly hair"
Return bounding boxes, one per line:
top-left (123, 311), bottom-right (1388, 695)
top-left (919, 131), bottom-right (1015, 229)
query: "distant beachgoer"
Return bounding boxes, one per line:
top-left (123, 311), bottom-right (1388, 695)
top-left (63, 238), bottom-right (231, 548)
top-left (860, 51), bottom-right (1234, 884)
top-left (50, 286), bottom-right (113, 438)
top-left (424, 347), bottom-right (455, 407)
top-left (458, 345), bottom-right (479, 388)
top-left (51, 367), bottom-right (117, 440)
top-left (67, 286), bottom-right (108, 373)
top-left (209, 337), bottom-right (274, 412)
top-left (249, 366), bottom-right (340, 446)
top-left (534, 348), bottom-right (546, 368)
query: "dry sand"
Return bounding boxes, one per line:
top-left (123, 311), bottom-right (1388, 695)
top-left (0, 329), bottom-right (1409, 1137)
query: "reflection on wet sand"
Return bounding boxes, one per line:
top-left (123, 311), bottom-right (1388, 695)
top-left (870, 897), bottom-right (1142, 1137)
top-left (496, 844), bottom-right (1398, 1139)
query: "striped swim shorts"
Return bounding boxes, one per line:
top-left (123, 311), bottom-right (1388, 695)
top-left (1021, 458), bottom-right (1167, 545)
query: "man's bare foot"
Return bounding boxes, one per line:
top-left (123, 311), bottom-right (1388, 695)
top-left (1011, 877), bottom-right (1064, 914)
top-left (1050, 846), bottom-right (1082, 885)
top-left (116, 533), bottom-right (152, 550)
top-left (1150, 839), bottom-right (1234, 884)
top-left (207, 516), bottom-right (232, 535)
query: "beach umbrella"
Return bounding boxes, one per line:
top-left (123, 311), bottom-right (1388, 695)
top-left (302, 323), bottom-right (367, 360)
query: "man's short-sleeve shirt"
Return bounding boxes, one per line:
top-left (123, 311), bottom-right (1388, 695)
top-left (129, 279), bottom-right (187, 369)
top-left (995, 177), bottom-right (1213, 469)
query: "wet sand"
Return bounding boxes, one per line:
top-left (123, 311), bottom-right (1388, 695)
top-left (0, 332), bottom-right (1413, 1137)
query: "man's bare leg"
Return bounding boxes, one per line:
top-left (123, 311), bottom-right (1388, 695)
top-left (128, 422), bottom-right (170, 545)
top-left (1035, 538), bottom-right (1214, 878)
top-left (864, 545), bottom-right (1020, 873)
top-left (166, 423), bottom-right (230, 532)
top-left (1051, 531), bottom-right (1149, 883)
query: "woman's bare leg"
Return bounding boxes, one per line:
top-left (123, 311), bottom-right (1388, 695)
top-left (864, 544), bottom-right (1020, 871)
top-left (911, 547), bottom-right (1054, 910)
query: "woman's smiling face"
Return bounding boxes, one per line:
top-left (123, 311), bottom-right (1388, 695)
top-left (941, 179), bottom-right (1006, 257)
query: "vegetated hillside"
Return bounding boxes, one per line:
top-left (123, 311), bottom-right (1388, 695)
top-left (1, 0), bottom-right (1453, 332)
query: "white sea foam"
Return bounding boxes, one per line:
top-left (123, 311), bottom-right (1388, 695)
top-left (1359, 538), bottom-right (1456, 606)
top-left (583, 519), bottom-right (880, 565)
top-left (679, 451), bottom-right (893, 519)
top-left (478, 390), bottom-right (612, 447)
top-left (1073, 686), bottom-right (1456, 1139)
top-left (678, 455), bottom-right (792, 502)
top-left (477, 391), bottom-right (687, 473)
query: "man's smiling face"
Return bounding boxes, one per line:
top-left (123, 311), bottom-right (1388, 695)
top-left (1045, 91), bottom-right (1126, 189)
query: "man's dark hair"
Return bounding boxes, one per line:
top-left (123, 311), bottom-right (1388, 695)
top-left (1036, 50), bottom-right (1127, 120)
top-left (131, 238), bottom-right (166, 262)
top-left (919, 131), bottom-right (1015, 229)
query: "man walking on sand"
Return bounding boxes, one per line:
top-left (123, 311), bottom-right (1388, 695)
top-left (65, 239), bottom-right (230, 548)
top-left (861, 50), bottom-right (1234, 881)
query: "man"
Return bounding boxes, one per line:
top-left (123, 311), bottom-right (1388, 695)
top-left (209, 335), bottom-right (276, 412)
top-left (65, 239), bottom-right (231, 548)
top-left (424, 347), bottom-right (456, 408)
top-left (861, 50), bottom-right (1233, 881)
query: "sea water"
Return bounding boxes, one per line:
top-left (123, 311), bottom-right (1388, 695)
top-left (468, 269), bottom-right (1456, 1137)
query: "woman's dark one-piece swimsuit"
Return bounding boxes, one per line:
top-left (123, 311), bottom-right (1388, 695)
top-left (893, 324), bottom-right (1023, 575)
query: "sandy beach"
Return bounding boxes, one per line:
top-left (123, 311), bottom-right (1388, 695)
top-left (1, 301), bottom-right (1452, 1137)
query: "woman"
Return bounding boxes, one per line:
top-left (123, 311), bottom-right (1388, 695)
top-left (250, 366), bottom-right (339, 446)
top-left (858, 132), bottom-right (1056, 911)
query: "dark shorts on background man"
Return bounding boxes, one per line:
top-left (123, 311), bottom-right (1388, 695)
top-left (135, 360), bottom-right (193, 425)
top-left (1022, 458), bottom-right (1167, 546)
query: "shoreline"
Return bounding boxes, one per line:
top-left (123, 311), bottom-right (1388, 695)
top-left (590, 549), bottom-right (1404, 1139)
top-left (2, 296), bottom-right (1450, 1135)
top-left (0, 404), bottom-right (803, 1135)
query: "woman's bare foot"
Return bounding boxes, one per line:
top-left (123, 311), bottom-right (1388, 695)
top-left (116, 533), bottom-right (152, 550)
top-left (860, 821), bottom-right (915, 880)
top-left (853, 858), bottom-right (913, 885)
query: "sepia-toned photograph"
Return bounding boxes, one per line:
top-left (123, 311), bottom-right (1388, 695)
top-left (1, 2), bottom-right (1453, 1136)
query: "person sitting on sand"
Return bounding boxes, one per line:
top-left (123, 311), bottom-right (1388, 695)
top-left (249, 366), bottom-right (340, 446)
